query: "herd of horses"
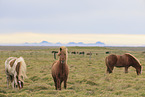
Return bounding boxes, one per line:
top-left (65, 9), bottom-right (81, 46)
top-left (5, 46), bottom-right (142, 90)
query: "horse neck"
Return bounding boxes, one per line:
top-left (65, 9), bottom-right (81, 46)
top-left (58, 60), bottom-right (67, 73)
top-left (133, 63), bottom-right (141, 69)
top-left (58, 59), bottom-right (67, 66)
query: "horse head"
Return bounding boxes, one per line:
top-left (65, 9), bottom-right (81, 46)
top-left (16, 76), bottom-right (24, 89)
top-left (58, 46), bottom-right (67, 64)
top-left (136, 65), bottom-right (142, 75)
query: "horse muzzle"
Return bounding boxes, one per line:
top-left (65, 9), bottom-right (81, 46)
top-left (61, 60), bottom-right (65, 64)
top-left (18, 81), bottom-right (23, 89)
top-left (18, 81), bottom-right (22, 88)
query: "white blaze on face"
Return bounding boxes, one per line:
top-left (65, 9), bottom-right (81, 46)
top-left (18, 81), bottom-right (22, 88)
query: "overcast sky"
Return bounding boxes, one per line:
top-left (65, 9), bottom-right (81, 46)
top-left (0, 0), bottom-right (145, 45)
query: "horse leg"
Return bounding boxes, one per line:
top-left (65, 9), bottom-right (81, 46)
top-left (107, 66), bottom-right (114, 73)
top-left (5, 70), bottom-right (10, 88)
top-left (14, 72), bottom-right (18, 88)
top-left (60, 80), bottom-right (63, 90)
top-left (57, 79), bottom-right (61, 90)
top-left (64, 79), bottom-right (67, 89)
top-left (53, 77), bottom-right (57, 90)
top-left (107, 67), bottom-right (111, 73)
top-left (6, 76), bottom-right (9, 88)
top-left (125, 67), bottom-right (129, 73)
top-left (11, 80), bottom-right (15, 88)
top-left (55, 81), bottom-right (57, 90)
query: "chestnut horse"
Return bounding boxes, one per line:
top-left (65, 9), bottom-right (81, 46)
top-left (51, 46), bottom-right (69, 90)
top-left (5, 57), bottom-right (27, 89)
top-left (105, 53), bottom-right (142, 75)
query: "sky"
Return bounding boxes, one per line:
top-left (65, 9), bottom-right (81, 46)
top-left (0, 0), bottom-right (145, 46)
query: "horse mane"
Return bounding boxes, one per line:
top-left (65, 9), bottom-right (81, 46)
top-left (58, 46), bottom-right (68, 55)
top-left (125, 53), bottom-right (141, 66)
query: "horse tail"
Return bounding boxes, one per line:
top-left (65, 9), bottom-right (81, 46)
top-left (16, 57), bottom-right (27, 82)
top-left (105, 56), bottom-right (112, 73)
top-left (65, 48), bottom-right (68, 64)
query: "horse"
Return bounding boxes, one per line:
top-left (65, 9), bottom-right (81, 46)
top-left (52, 51), bottom-right (58, 59)
top-left (86, 52), bottom-right (92, 55)
top-left (79, 51), bottom-right (85, 55)
top-left (5, 57), bottom-right (27, 89)
top-left (105, 53), bottom-right (142, 75)
top-left (51, 46), bottom-right (69, 90)
top-left (71, 51), bottom-right (76, 54)
top-left (106, 51), bottom-right (110, 54)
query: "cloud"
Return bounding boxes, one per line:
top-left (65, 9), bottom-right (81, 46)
top-left (0, 32), bottom-right (145, 46)
top-left (0, 0), bottom-right (145, 34)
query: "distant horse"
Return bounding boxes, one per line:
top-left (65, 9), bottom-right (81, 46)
top-left (5, 57), bottom-right (27, 89)
top-left (52, 51), bottom-right (58, 53)
top-left (51, 46), bottom-right (69, 90)
top-left (86, 52), bottom-right (92, 55)
top-left (52, 51), bottom-right (58, 59)
top-left (79, 51), bottom-right (85, 55)
top-left (105, 53), bottom-right (142, 75)
top-left (71, 51), bottom-right (76, 54)
top-left (106, 51), bottom-right (110, 54)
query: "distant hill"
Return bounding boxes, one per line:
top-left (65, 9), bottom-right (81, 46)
top-left (0, 41), bottom-right (106, 46)
top-left (40, 41), bottom-right (52, 44)
top-left (95, 41), bottom-right (105, 45)
top-left (66, 41), bottom-right (105, 46)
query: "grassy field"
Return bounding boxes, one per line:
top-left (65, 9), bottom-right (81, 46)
top-left (0, 46), bottom-right (145, 97)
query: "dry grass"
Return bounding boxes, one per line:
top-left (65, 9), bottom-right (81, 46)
top-left (0, 46), bottom-right (145, 97)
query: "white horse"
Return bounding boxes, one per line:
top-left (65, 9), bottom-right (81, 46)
top-left (5, 57), bottom-right (27, 89)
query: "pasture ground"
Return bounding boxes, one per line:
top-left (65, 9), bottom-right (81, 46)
top-left (0, 46), bottom-right (145, 97)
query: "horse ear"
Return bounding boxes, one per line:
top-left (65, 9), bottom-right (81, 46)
top-left (60, 48), bottom-right (62, 51)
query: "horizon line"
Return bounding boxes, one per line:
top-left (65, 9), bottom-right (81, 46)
top-left (0, 33), bottom-right (145, 46)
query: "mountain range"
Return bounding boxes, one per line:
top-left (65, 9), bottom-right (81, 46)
top-left (24, 41), bottom-right (105, 46)
top-left (2, 41), bottom-right (105, 46)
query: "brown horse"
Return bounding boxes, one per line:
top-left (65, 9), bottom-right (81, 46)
top-left (105, 53), bottom-right (142, 75)
top-left (51, 46), bottom-right (69, 90)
